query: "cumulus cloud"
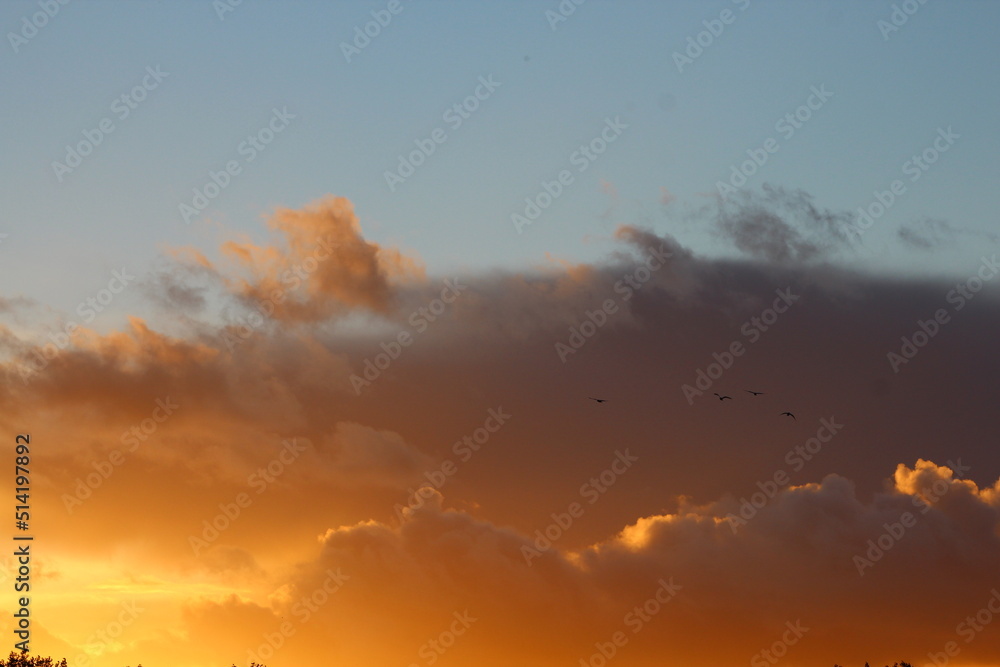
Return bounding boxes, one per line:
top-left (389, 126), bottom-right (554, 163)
top-left (2, 192), bottom-right (999, 667)
top-left (86, 460), bottom-right (1000, 667)
top-left (169, 196), bottom-right (425, 323)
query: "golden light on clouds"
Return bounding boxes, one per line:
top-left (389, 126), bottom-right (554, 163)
top-left (1, 193), bottom-right (999, 667)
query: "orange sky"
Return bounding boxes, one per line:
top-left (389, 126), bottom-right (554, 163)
top-left (2, 194), bottom-right (1000, 667)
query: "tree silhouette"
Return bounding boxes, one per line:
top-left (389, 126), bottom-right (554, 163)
top-left (3, 652), bottom-right (919, 667)
top-left (0, 653), bottom-right (269, 667)
top-left (0, 654), bottom-right (68, 667)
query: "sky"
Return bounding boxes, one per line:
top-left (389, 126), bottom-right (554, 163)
top-left (1, 1), bottom-right (1000, 666)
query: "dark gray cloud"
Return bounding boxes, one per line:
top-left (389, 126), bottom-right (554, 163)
top-left (4, 191), bottom-right (1000, 667)
top-left (707, 184), bottom-right (854, 263)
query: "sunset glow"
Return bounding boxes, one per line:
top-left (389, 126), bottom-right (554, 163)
top-left (2, 2), bottom-right (1000, 666)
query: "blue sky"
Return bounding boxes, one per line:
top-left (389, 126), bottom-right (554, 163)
top-left (3, 0), bottom-right (999, 318)
top-left (5, 6), bottom-right (1000, 664)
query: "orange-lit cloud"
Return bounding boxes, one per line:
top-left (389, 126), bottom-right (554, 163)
top-left (1, 193), bottom-right (999, 667)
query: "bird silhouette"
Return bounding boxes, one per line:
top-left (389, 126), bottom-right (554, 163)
top-left (745, 390), bottom-right (764, 396)
top-left (588, 397), bottom-right (607, 404)
top-left (779, 412), bottom-right (796, 420)
top-left (713, 393), bottom-right (732, 401)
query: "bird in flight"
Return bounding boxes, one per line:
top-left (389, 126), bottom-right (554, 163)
top-left (746, 390), bottom-right (764, 396)
top-left (779, 412), bottom-right (796, 420)
top-left (713, 393), bottom-right (732, 401)
top-left (588, 397), bottom-right (607, 404)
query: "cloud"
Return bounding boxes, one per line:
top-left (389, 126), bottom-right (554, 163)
top-left (140, 268), bottom-right (208, 315)
top-left (898, 218), bottom-right (1000, 250)
top-left (0, 295), bottom-right (33, 314)
top-left (3, 191), bottom-right (1000, 666)
top-left (95, 460), bottom-right (1000, 667)
top-left (169, 195), bottom-right (426, 324)
top-left (321, 422), bottom-right (434, 487)
top-left (708, 184), bottom-right (853, 262)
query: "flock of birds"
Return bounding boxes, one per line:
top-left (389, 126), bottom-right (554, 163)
top-left (588, 391), bottom-right (796, 420)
